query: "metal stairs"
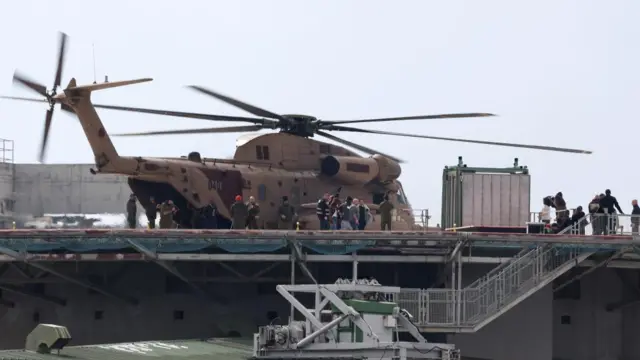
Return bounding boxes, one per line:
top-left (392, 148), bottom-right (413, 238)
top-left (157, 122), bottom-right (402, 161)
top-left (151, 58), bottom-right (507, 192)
top-left (393, 244), bottom-right (593, 333)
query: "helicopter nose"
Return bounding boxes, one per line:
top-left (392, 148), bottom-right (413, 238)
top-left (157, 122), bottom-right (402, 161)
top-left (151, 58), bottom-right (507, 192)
top-left (52, 93), bottom-right (67, 101)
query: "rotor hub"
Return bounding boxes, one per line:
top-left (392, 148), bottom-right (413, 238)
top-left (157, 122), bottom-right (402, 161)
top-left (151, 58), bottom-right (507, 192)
top-left (281, 114), bottom-right (319, 137)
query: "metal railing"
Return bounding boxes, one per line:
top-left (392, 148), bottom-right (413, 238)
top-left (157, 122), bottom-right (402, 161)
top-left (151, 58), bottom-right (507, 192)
top-left (388, 245), bottom-right (589, 329)
top-left (562, 213), bottom-right (640, 236)
top-left (0, 138), bottom-right (14, 164)
top-left (528, 208), bottom-right (576, 223)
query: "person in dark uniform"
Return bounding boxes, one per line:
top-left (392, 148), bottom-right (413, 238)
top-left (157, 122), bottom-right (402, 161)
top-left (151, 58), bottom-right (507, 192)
top-left (378, 195), bottom-right (394, 231)
top-left (278, 196), bottom-right (296, 230)
top-left (631, 199), bottom-right (640, 235)
top-left (230, 195), bottom-right (248, 229)
top-left (600, 189), bottom-right (624, 234)
top-left (316, 193), bottom-right (330, 230)
top-left (203, 202), bottom-right (218, 229)
top-left (126, 194), bottom-right (137, 229)
top-left (570, 206), bottom-right (586, 234)
top-left (145, 196), bottom-right (158, 229)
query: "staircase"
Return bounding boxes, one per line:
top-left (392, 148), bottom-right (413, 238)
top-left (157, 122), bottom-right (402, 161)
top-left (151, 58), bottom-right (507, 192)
top-left (393, 245), bottom-right (593, 333)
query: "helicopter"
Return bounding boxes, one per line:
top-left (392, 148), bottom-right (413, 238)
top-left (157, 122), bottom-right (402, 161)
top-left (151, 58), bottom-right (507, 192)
top-left (1, 32), bottom-right (592, 230)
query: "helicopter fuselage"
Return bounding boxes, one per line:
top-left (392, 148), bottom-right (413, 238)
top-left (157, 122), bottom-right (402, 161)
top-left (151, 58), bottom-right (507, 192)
top-left (55, 78), bottom-right (417, 230)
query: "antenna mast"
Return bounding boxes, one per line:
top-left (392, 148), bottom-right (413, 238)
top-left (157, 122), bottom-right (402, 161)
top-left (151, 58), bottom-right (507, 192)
top-left (92, 43), bottom-right (97, 84)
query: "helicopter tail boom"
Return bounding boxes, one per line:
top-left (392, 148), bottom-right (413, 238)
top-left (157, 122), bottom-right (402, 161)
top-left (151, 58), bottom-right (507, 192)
top-left (63, 78), bottom-right (153, 93)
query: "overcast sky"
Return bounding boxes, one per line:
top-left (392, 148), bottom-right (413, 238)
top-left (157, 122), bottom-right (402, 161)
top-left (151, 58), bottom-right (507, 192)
top-left (0, 0), bottom-right (637, 223)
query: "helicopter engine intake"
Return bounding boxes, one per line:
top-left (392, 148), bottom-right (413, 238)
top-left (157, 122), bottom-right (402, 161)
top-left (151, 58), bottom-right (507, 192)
top-left (320, 154), bottom-right (401, 184)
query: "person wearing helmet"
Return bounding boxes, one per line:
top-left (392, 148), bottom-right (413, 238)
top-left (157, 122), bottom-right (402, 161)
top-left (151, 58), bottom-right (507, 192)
top-left (230, 195), bottom-right (248, 229)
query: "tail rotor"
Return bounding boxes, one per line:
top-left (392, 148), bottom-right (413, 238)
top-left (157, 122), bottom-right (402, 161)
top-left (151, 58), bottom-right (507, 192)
top-left (7, 32), bottom-right (68, 162)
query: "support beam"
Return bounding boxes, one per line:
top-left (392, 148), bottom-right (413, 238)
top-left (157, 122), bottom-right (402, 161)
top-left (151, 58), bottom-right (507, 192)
top-left (10, 263), bottom-right (33, 279)
top-left (218, 263), bottom-right (248, 279)
top-left (126, 239), bottom-right (211, 300)
top-left (286, 236), bottom-right (317, 285)
top-left (0, 284), bottom-right (65, 306)
top-left (251, 263), bottom-right (280, 278)
top-left (0, 245), bottom-right (137, 305)
top-left (555, 248), bottom-right (630, 293)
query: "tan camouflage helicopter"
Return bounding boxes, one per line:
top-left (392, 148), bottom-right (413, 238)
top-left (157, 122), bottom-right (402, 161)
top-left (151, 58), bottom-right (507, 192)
top-left (1, 33), bottom-right (592, 230)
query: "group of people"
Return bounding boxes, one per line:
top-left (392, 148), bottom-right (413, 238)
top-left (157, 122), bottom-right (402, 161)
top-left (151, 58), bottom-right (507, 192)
top-left (125, 190), bottom-right (399, 231)
top-left (228, 194), bottom-right (296, 230)
top-left (539, 189), bottom-right (640, 234)
top-left (315, 193), bottom-right (394, 230)
top-left (126, 194), bottom-right (217, 229)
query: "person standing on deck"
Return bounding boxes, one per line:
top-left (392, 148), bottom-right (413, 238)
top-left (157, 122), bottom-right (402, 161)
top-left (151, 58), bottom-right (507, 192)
top-left (158, 200), bottom-right (176, 229)
top-left (246, 196), bottom-right (260, 229)
top-left (145, 197), bottom-right (158, 229)
top-left (126, 194), bottom-right (137, 229)
top-left (631, 200), bottom-right (640, 235)
top-left (589, 194), bottom-right (603, 235)
top-left (379, 195), bottom-right (394, 231)
top-left (600, 189), bottom-right (624, 234)
top-left (230, 195), bottom-right (248, 229)
top-left (316, 193), bottom-right (330, 230)
top-left (278, 196), bottom-right (296, 229)
top-left (340, 196), bottom-right (355, 230)
top-left (329, 194), bottom-right (342, 230)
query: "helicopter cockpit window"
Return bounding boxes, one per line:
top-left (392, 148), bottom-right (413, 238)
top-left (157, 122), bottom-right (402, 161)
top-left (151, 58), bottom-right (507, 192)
top-left (396, 183), bottom-right (409, 205)
top-left (255, 146), bottom-right (270, 160)
top-left (258, 184), bottom-right (267, 201)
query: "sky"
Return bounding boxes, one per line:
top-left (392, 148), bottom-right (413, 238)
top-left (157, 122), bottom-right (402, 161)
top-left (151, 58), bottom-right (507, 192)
top-left (0, 0), bottom-right (638, 224)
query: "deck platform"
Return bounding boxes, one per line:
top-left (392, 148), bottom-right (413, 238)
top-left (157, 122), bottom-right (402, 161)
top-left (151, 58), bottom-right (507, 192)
top-left (0, 229), bottom-right (636, 265)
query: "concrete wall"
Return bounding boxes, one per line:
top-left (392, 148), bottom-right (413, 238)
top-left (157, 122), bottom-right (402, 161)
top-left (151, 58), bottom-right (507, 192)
top-left (0, 163), bottom-right (15, 217)
top-left (0, 262), bottom-right (290, 348)
top-left (13, 164), bottom-right (130, 215)
top-left (553, 268), bottom-right (637, 360)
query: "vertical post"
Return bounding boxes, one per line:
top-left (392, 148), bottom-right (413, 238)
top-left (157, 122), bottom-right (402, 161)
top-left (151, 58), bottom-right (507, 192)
top-left (456, 251), bottom-right (462, 326)
top-left (352, 252), bottom-right (358, 282)
top-left (450, 257), bottom-right (456, 324)
top-left (314, 288), bottom-right (321, 321)
top-left (290, 248), bottom-right (296, 322)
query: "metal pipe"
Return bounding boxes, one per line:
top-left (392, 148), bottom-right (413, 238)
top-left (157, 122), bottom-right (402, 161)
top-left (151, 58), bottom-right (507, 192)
top-left (456, 251), bottom-right (462, 325)
top-left (352, 252), bottom-right (358, 282)
top-left (290, 249), bottom-right (295, 322)
top-left (295, 313), bottom-right (349, 349)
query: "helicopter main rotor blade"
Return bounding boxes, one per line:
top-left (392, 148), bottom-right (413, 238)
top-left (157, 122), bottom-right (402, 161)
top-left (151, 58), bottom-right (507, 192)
top-left (0, 95), bottom-right (47, 104)
top-left (316, 130), bottom-right (404, 163)
top-left (91, 103), bottom-right (278, 126)
top-left (12, 72), bottom-right (48, 97)
top-left (53, 32), bottom-right (68, 90)
top-left (0, 95), bottom-right (74, 113)
top-left (329, 125), bottom-right (592, 154)
top-left (323, 113), bottom-right (495, 125)
top-left (112, 125), bottom-right (264, 137)
top-left (188, 85), bottom-right (290, 123)
top-left (39, 108), bottom-right (54, 163)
